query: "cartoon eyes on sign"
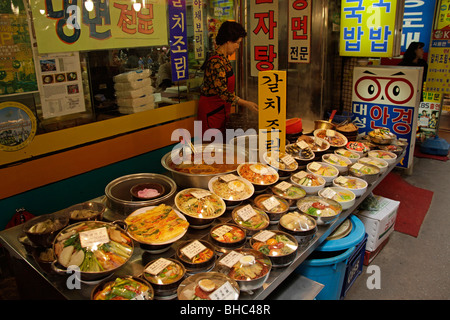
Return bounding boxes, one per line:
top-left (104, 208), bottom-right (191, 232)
top-left (354, 71), bottom-right (414, 105)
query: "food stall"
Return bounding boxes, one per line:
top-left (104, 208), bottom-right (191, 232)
top-left (0, 127), bottom-right (407, 300)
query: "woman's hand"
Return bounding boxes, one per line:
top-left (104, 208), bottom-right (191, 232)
top-left (238, 98), bottom-right (259, 113)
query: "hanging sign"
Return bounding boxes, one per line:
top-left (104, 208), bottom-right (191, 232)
top-left (0, 101), bottom-right (37, 152)
top-left (340, 0), bottom-right (400, 57)
top-left (425, 33), bottom-right (450, 95)
top-left (192, 0), bottom-right (204, 60)
top-left (169, 0), bottom-right (189, 82)
top-left (30, 0), bottom-right (168, 54)
top-left (250, 0), bottom-right (279, 77)
top-left (401, 0), bottom-right (436, 53)
top-left (258, 70), bottom-right (286, 155)
top-left (288, 0), bottom-right (311, 63)
top-left (351, 66), bottom-right (421, 169)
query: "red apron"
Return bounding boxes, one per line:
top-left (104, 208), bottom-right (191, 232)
top-left (198, 55), bottom-right (235, 136)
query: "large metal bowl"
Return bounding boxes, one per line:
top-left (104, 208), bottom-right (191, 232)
top-left (161, 143), bottom-right (248, 189)
top-left (104, 173), bottom-right (177, 217)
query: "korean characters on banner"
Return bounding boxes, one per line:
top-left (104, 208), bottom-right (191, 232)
top-left (351, 66), bottom-right (422, 169)
top-left (288, 0), bottom-right (311, 64)
top-left (425, 36), bottom-right (450, 95)
top-left (30, 0), bottom-right (168, 54)
top-left (250, 0), bottom-right (279, 77)
top-left (340, 0), bottom-right (399, 57)
top-left (169, 0), bottom-right (189, 82)
top-left (401, 0), bottom-right (436, 53)
top-left (192, 0), bottom-right (205, 60)
top-left (258, 71), bottom-right (287, 156)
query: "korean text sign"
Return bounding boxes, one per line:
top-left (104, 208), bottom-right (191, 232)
top-left (31, 0), bottom-right (168, 54)
top-left (351, 66), bottom-right (421, 169)
top-left (288, 0), bottom-right (311, 64)
top-left (258, 70), bottom-right (286, 154)
top-left (401, 0), bottom-right (436, 53)
top-left (340, 0), bottom-right (398, 57)
top-left (169, 0), bottom-right (189, 82)
top-left (192, 0), bottom-right (204, 60)
top-left (250, 0), bottom-right (279, 77)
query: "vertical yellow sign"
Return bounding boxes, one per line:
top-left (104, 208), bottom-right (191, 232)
top-left (258, 70), bottom-right (286, 156)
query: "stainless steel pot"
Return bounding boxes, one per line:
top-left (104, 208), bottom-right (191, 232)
top-left (104, 173), bottom-right (177, 217)
top-left (161, 143), bottom-right (248, 189)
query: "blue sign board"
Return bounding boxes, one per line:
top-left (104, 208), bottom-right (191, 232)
top-left (168, 0), bottom-right (189, 82)
top-left (401, 0), bottom-right (436, 53)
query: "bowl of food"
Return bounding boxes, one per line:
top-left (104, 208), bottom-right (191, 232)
top-left (51, 221), bottom-right (134, 281)
top-left (130, 183), bottom-right (165, 201)
top-left (32, 247), bottom-right (55, 274)
top-left (208, 174), bottom-right (254, 207)
top-left (318, 187), bottom-right (356, 210)
top-left (262, 151), bottom-right (298, 178)
top-left (161, 143), bottom-right (248, 189)
top-left (142, 257), bottom-right (186, 300)
top-left (270, 181), bottom-right (307, 208)
top-left (231, 205), bottom-right (270, 237)
top-left (306, 161), bottom-right (339, 185)
top-left (176, 239), bottom-right (216, 274)
top-left (174, 188), bottom-right (226, 229)
top-left (368, 128), bottom-right (396, 145)
top-left (249, 230), bottom-right (298, 267)
top-left (336, 122), bottom-right (359, 141)
top-left (285, 143), bottom-right (315, 166)
top-left (209, 223), bottom-right (247, 255)
top-left (91, 276), bottom-right (154, 300)
top-left (296, 196), bottom-right (343, 225)
top-left (346, 141), bottom-right (370, 156)
top-left (124, 204), bottom-right (189, 253)
top-left (322, 153), bottom-right (352, 174)
top-left (253, 194), bottom-right (290, 224)
top-left (332, 176), bottom-right (368, 197)
top-left (358, 157), bottom-right (389, 173)
top-left (215, 248), bottom-right (272, 292)
top-left (278, 211), bottom-right (317, 245)
top-left (237, 162), bottom-right (279, 192)
top-left (296, 135), bottom-right (330, 157)
top-left (23, 214), bottom-right (70, 247)
top-left (313, 129), bottom-right (348, 148)
top-left (348, 163), bottom-right (381, 184)
top-left (18, 233), bottom-right (39, 255)
top-left (367, 150), bottom-right (398, 166)
top-left (379, 144), bottom-right (403, 156)
top-left (177, 272), bottom-right (240, 300)
top-left (290, 170), bottom-right (326, 195)
top-left (334, 148), bottom-right (360, 163)
top-left (66, 201), bottom-right (105, 224)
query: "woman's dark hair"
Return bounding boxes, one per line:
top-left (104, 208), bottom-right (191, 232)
top-left (215, 21), bottom-right (247, 46)
top-left (402, 41), bottom-right (425, 63)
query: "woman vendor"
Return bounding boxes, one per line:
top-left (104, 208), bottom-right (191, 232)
top-left (198, 21), bottom-right (258, 136)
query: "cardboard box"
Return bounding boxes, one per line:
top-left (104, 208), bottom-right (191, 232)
top-left (363, 236), bottom-right (390, 265)
top-left (356, 196), bottom-right (399, 252)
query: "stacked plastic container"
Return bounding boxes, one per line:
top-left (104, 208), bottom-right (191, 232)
top-left (113, 69), bottom-right (155, 114)
top-left (296, 215), bottom-right (367, 300)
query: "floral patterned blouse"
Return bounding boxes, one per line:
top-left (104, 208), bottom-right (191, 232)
top-left (200, 51), bottom-right (239, 106)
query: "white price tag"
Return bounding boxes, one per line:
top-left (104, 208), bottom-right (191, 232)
top-left (351, 163), bottom-right (364, 170)
top-left (145, 258), bottom-right (172, 276)
top-left (210, 281), bottom-right (238, 300)
top-left (326, 129), bottom-right (335, 137)
top-left (314, 137), bottom-right (323, 147)
top-left (236, 204), bottom-right (257, 221)
top-left (335, 176), bottom-right (348, 184)
top-left (329, 154), bottom-right (339, 163)
top-left (219, 174), bottom-right (239, 183)
top-left (293, 171), bottom-right (308, 180)
top-left (281, 154), bottom-right (296, 166)
top-left (253, 230), bottom-right (276, 243)
top-left (190, 190), bottom-right (212, 199)
top-left (275, 181), bottom-right (292, 192)
top-left (219, 250), bottom-right (244, 268)
top-left (321, 187), bottom-right (337, 199)
top-left (309, 162), bottom-right (322, 172)
top-left (262, 196), bottom-right (280, 211)
top-left (79, 227), bottom-right (110, 249)
top-left (212, 225), bottom-right (233, 238)
top-left (180, 240), bottom-right (207, 260)
top-left (296, 140), bottom-right (309, 149)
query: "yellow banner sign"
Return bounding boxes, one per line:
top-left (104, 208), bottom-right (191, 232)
top-left (258, 70), bottom-right (286, 154)
top-left (31, 0), bottom-right (168, 54)
top-left (340, 0), bottom-right (398, 57)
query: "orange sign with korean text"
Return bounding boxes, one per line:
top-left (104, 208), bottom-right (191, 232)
top-left (31, 0), bottom-right (168, 54)
top-left (258, 70), bottom-right (286, 154)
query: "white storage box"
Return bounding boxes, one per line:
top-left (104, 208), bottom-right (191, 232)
top-left (113, 69), bottom-right (150, 83)
top-left (355, 196), bottom-right (399, 252)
